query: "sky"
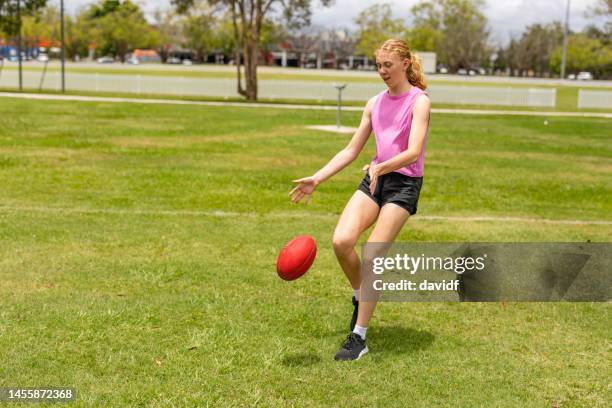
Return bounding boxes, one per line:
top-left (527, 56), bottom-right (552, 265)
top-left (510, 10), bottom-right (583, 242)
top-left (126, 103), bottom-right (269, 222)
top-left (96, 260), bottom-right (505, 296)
top-left (57, 0), bottom-right (606, 46)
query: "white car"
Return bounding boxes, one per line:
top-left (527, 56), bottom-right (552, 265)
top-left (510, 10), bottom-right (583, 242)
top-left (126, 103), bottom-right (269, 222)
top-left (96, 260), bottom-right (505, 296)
top-left (37, 54), bottom-right (49, 62)
top-left (576, 71), bottom-right (593, 81)
top-left (127, 57), bottom-right (140, 65)
top-left (97, 56), bottom-right (114, 64)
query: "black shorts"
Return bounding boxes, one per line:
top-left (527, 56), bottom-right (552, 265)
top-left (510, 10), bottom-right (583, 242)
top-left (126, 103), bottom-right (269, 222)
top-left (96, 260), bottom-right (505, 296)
top-left (357, 172), bottom-right (423, 215)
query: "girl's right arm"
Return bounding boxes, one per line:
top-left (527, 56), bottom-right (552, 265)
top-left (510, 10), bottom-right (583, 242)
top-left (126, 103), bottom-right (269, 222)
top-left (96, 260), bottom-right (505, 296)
top-left (290, 96), bottom-right (377, 204)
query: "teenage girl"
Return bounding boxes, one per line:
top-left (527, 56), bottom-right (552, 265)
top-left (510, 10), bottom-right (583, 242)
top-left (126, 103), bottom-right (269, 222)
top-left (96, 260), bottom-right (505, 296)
top-left (289, 39), bottom-right (431, 361)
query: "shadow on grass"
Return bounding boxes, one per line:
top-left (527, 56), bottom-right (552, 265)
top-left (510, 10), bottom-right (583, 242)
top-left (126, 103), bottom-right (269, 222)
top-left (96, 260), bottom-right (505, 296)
top-left (281, 353), bottom-right (322, 367)
top-left (368, 326), bottom-right (435, 357)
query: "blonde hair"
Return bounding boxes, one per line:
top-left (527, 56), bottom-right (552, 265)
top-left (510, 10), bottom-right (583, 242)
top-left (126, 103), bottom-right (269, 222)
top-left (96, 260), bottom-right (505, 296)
top-left (375, 39), bottom-right (427, 90)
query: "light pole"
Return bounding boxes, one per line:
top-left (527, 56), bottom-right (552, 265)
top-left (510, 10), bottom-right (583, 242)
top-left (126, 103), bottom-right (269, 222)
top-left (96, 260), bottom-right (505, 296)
top-left (560, 0), bottom-right (571, 80)
top-left (333, 83), bottom-right (347, 128)
top-left (17, 0), bottom-right (22, 90)
top-left (60, 0), bottom-right (65, 92)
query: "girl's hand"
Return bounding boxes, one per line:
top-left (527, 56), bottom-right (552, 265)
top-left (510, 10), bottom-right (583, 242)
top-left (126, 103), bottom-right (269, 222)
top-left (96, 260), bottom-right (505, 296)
top-left (368, 164), bottom-right (381, 195)
top-left (289, 177), bottom-right (319, 204)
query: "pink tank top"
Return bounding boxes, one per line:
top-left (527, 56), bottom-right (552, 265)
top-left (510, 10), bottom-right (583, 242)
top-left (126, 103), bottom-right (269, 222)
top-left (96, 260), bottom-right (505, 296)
top-left (371, 85), bottom-right (429, 177)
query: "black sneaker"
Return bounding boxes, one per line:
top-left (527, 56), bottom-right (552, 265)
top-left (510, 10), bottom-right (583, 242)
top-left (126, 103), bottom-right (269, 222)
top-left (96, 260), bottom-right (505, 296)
top-left (350, 296), bottom-right (359, 331)
top-left (334, 332), bottom-right (368, 361)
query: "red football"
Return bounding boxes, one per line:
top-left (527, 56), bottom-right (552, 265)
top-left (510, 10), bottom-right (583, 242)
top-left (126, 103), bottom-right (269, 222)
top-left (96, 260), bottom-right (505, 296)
top-left (276, 235), bottom-right (317, 281)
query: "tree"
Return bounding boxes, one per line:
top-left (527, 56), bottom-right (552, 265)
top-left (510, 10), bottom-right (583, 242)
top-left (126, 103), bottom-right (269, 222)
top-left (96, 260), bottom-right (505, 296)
top-left (319, 28), bottom-right (354, 68)
top-left (511, 22), bottom-right (563, 77)
top-left (182, 6), bottom-right (218, 62)
top-left (152, 8), bottom-right (186, 63)
top-left (87, 0), bottom-right (160, 62)
top-left (411, 0), bottom-right (490, 72)
top-left (586, 0), bottom-right (611, 16)
top-left (550, 33), bottom-right (612, 79)
top-left (284, 27), bottom-right (320, 68)
top-left (491, 46), bottom-right (508, 74)
top-left (583, 24), bottom-right (610, 46)
top-left (20, 3), bottom-right (59, 52)
top-left (353, 3), bottom-right (406, 57)
top-left (407, 25), bottom-right (440, 52)
top-left (258, 19), bottom-right (287, 64)
top-left (586, 0), bottom-right (611, 42)
top-left (64, 7), bottom-right (96, 60)
top-left (172, 0), bottom-right (333, 101)
top-left (0, 0), bottom-right (46, 36)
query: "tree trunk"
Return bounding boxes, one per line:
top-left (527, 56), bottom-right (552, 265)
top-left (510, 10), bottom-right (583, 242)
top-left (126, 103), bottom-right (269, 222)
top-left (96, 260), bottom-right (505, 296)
top-left (244, 0), bottom-right (262, 101)
top-left (244, 40), bottom-right (258, 101)
top-left (233, 0), bottom-right (262, 102)
top-left (231, 0), bottom-right (246, 97)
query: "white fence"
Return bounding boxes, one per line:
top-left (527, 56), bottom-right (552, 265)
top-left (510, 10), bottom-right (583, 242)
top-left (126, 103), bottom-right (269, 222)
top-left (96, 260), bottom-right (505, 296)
top-left (577, 89), bottom-right (612, 109)
top-left (427, 85), bottom-right (556, 107)
top-left (0, 70), bottom-right (558, 107)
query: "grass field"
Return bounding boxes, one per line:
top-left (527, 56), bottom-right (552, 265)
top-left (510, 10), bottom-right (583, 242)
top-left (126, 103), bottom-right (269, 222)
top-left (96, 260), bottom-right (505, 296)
top-left (0, 97), bottom-right (610, 406)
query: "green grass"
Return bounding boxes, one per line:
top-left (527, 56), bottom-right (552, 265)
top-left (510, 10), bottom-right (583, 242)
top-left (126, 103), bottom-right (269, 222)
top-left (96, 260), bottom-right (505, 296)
top-left (0, 97), bottom-right (610, 406)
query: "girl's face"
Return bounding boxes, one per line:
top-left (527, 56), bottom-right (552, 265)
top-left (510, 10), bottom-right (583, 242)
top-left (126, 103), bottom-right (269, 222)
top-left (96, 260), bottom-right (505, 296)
top-left (375, 50), bottom-right (410, 88)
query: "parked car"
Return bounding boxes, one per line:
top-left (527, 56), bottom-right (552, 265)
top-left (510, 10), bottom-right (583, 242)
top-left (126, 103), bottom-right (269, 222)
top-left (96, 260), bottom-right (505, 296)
top-left (576, 71), bottom-right (593, 81)
top-left (37, 54), bottom-right (49, 63)
top-left (97, 56), bottom-right (114, 64)
top-left (457, 68), bottom-right (468, 75)
top-left (166, 57), bottom-right (181, 64)
top-left (127, 56), bottom-right (140, 65)
top-left (182, 59), bottom-right (193, 66)
top-left (567, 73), bottom-right (576, 80)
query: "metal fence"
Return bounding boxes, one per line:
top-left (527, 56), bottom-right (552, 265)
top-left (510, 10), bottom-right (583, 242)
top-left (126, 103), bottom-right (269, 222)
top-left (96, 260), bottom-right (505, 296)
top-left (0, 69), bottom-right (558, 107)
top-left (577, 89), bottom-right (612, 109)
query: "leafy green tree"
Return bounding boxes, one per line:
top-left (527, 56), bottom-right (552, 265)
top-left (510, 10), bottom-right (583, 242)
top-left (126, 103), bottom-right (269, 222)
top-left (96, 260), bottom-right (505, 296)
top-left (87, 0), bottom-right (160, 62)
top-left (20, 3), bottom-right (59, 51)
top-left (406, 25), bottom-right (440, 52)
top-left (583, 24), bottom-right (610, 47)
top-left (0, 0), bottom-right (46, 36)
top-left (172, 0), bottom-right (332, 101)
top-left (550, 33), bottom-right (612, 79)
top-left (411, 0), bottom-right (490, 72)
top-left (491, 46), bottom-right (508, 73)
top-left (183, 9), bottom-right (217, 61)
top-left (65, 7), bottom-right (97, 60)
top-left (353, 3), bottom-right (406, 56)
top-left (258, 19), bottom-right (287, 62)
